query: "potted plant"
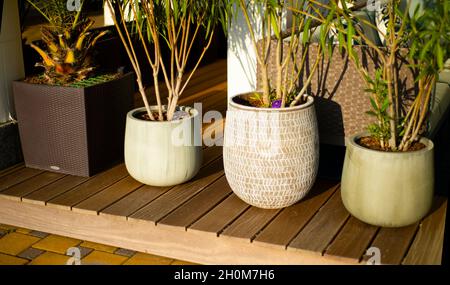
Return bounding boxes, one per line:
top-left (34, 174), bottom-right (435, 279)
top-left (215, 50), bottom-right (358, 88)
top-left (105, 0), bottom-right (228, 186)
top-left (223, 0), bottom-right (335, 209)
top-left (13, 0), bottom-right (134, 177)
top-left (306, 0), bottom-right (449, 227)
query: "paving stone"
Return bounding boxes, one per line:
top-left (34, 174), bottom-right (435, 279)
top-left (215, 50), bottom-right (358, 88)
top-left (79, 241), bottom-right (117, 253)
top-left (32, 235), bottom-right (81, 254)
top-left (78, 246), bottom-right (94, 258)
top-left (82, 251), bottom-right (127, 265)
top-left (0, 233), bottom-right (40, 255)
top-left (114, 248), bottom-right (136, 257)
top-left (17, 247), bottom-right (45, 260)
top-left (29, 252), bottom-right (70, 265)
top-left (15, 228), bottom-right (31, 235)
top-left (0, 224), bottom-right (16, 231)
top-left (123, 252), bottom-right (173, 265)
top-left (0, 253), bottom-right (28, 265)
top-left (28, 230), bottom-right (49, 239)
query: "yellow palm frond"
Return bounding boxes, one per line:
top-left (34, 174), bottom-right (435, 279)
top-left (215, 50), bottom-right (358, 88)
top-left (30, 43), bottom-right (55, 67)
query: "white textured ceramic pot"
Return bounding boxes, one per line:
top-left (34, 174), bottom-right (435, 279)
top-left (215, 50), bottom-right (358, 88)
top-left (125, 106), bottom-right (202, 186)
top-left (341, 133), bottom-right (434, 227)
top-left (223, 94), bottom-right (319, 209)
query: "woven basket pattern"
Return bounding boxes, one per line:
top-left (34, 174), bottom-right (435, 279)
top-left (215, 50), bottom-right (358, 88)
top-left (257, 42), bottom-right (415, 145)
top-left (223, 97), bottom-right (319, 209)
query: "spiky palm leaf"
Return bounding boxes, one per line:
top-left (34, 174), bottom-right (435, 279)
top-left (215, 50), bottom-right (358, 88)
top-left (27, 0), bottom-right (108, 84)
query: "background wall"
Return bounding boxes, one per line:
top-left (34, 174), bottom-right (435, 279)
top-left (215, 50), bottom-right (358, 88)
top-left (0, 0), bottom-right (25, 123)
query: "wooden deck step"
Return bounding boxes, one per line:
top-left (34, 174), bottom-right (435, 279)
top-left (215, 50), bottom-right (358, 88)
top-left (253, 180), bottom-right (339, 249)
top-left (0, 60), bottom-right (446, 265)
top-left (287, 190), bottom-right (350, 254)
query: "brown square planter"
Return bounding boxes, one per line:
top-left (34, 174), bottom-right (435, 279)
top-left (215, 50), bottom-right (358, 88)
top-left (13, 73), bottom-right (134, 177)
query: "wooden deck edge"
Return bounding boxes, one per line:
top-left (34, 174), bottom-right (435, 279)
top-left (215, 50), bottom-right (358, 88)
top-left (0, 197), bottom-right (354, 265)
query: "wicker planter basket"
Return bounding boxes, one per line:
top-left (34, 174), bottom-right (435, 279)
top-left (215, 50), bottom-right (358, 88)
top-left (223, 94), bottom-right (319, 209)
top-left (257, 42), bottom-right (415, 145)
top-left (13, 73), bottom-right (134, 177)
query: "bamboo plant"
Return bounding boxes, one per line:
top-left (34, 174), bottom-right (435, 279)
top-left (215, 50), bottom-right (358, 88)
top-left (233, 0), bottom-right (336, 108)
top-left (105, 0), bottom-right (228, 121)
top-left (292, 0), bottom-right (449, 151)
top-left (27, 0), bottom-right (108, 84)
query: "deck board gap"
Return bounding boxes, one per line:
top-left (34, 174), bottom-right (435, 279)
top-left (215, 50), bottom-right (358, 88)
top-left (284, 185), bottom-right (340, 250)
top-left (400, 222), bottom-right (423, 264)
top-left (123, 186), bottom-right (177, 220)
top-left (95, 183), bottom-right (144, 215)
top-left (322, 214), bottom-right (351, 256)
top-left (282, 186), bottom-right (340, 250)
top-left (19, 174), bottom-right (68, 201)
top-left (250, 209), bottom-right (285, 243)
top-left (216, 205), bottom-right (252, 236)
top-left (357, 226), bottom-right (382, 262)
top-left (0, 169), bottom-right (45, 193)
top-left (154, 173), bottom-right (225, 225)
top-left (39, 177), bottom-right (91, 206)
top-left (184, 192), bottom-right (234, 231)
top-left (68, 175), bottom-right (131, 210)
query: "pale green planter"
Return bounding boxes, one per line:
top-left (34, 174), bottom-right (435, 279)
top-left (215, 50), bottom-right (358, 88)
top-left (341, 133), bottom-right (434, 227)
top-left (124, 106), bottom-right (202, 187)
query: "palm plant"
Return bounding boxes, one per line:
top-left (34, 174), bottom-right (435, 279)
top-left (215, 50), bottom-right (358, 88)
top-left (105, 0), bottom-right (228, 121)
top-left (293, 0), bottom-right (449, 151)
top-left (27, 0), bottom-right (108, 84)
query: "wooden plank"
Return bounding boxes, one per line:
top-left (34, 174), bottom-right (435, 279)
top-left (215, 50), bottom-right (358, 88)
top-left (179, 81), bottom-right (227, 106)
top-left (158, 176), bottom-right (232, 229)
top-left (363, 223), bottom-right (419, 265)
top-left (325, 217), bottom-right (379, 263)
top-left (0, 168), bottom-right (44, 192)
top-left (0, 172), bottom-right (65, 201)
top-left (253, 181), bottom-right (339, 249)
top-left (46, 164), bottom-right (129, 210)
top-left (0, 196), bottom-right (352, 265)
top-left (100, 146), bottom-right (223, 220)
top-left (100, 185), bottom-right (173, 220)
top-left (220, 207), bottom-right (282, 242)
top-left (189, 194), bottom-right (250, 236)
top-left (403, 198), bottom-right (447, 265)
top-left (22, 175), bottom-right (90, 206)
top-left (72, 176), bottom-right (143, 215)
top-left (129, 158), bottom-right (224, 224)
top-left (0, 164), bottom-right (24, 178)
top-left (287, 190), bottom-right (350, 254)
top-left (143, 61), bottom-right (226, 107)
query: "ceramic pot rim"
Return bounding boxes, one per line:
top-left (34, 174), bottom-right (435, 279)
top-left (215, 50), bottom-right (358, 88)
top-left (127, 106), bottom-right (199, 124)
top-left (348, 133), bottom-right (434, 155)
top-left (229, 93), bottom-right (314, 112)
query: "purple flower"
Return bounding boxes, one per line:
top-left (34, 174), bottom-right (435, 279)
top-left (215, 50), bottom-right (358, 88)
top-left (271, 99), bottom-right (282, 108)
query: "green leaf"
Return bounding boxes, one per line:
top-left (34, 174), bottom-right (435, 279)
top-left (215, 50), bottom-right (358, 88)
top-left (366, 111), bottom-right (378, 117)
top-left (369, 97), bottom-right (379, 111)
top-left (436, 44), bottom-right (444, 70)
top-left (302, 18), bottom-right (312, 46)
top-left (347, 20), bottom-right (355, 60)
top-left (381, 97), bottom-right (390, 113)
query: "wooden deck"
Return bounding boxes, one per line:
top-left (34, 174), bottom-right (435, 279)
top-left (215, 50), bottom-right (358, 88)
top-left (0, 60), bottom-right (447, 265)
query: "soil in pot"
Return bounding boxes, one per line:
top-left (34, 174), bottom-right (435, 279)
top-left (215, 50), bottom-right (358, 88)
top-left (23, 72), bottom-right (122, 87)
top-left (357, 136), bottom-right (426, 152)
top-left (136, 110), bottom-right (191, 122)
top-left (233, 92), bottom-right (308, 109)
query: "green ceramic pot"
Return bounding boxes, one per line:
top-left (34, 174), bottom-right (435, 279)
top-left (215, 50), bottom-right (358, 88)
top-left (125, 106), bottom-right (202, 186)
top-left (341, 133), bottom-right (434, 227)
